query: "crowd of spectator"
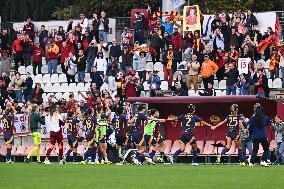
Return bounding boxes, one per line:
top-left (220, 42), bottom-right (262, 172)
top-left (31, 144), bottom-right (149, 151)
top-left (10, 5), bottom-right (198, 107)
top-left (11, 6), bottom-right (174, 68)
top-left (0, 9), bottom-right (284, 114)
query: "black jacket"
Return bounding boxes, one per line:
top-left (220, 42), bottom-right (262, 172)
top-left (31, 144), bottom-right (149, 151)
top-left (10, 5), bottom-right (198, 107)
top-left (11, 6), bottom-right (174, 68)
top-left (121, 51), bottom-right (133, 67)
top-left (173, 88), bottom-right (188, 96)
top-left (95, 17), bottom-right (109, 32)
top-left (199, 88), bottom-right (215, 96)
top-left (90, 72), bottom-right (103, 89)
top-left (226, 68), bottom-right (239, 86)
top-left (77, 55), bottom-right (87, 72)
top-left (110, 45), bottom-right (122, 58)
top-left (86, 46), bottom-right (98, 62)
top-left (150, 33), bottom-right (162, 48)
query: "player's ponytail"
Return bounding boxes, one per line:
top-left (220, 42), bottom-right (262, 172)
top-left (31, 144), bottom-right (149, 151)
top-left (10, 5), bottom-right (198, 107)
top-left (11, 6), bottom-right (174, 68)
top-left (49, 104), bottom-right (58, 120)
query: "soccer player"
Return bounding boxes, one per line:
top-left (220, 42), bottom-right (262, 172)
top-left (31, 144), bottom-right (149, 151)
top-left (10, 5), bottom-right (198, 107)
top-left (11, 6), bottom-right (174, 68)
top-left (168, 104), bottom-right (213, 165)
top-left (132, 105), bottom-right (148, 164)
top-left (144, 109), bottom-right (166, 165)
top-left (44, 104), bottom-right (65, 164)
top-left (155, 121), bottom-right (166, 163)
top-left (212, 104), bottom-right (244, 165)
top-left (98, 113), bottom-right (110, 164)
top-left (1, 108), bottom-right (16, 163)
top-left (25, 104), bottom-right (46, 163)
top-left (81, 108), bottom-right (98, 164)
top-left (64, 111), bottom-right (80, 164)
top-left (112, 106), bottom-right (128, 162)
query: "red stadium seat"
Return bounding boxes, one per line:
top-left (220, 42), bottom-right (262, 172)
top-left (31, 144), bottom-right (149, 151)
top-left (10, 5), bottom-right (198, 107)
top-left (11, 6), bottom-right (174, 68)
top-left (11, 145), bottom-right (18, 155)
top-left (227, 143), bottom-right (236, 155)
top-left (196, 141), bottom-right (204, 154)
top-left (184, 143), bottom-right (192, 155)
top-left (40, 145), bottom-right (47, 156)
top-left (269, 140), bottom-right (277, 151)
top-left (213, 141), bottom-right (225, 155)
top-left (170, 140), bottom-right (181, 155)
top-left (77, 145), bottom-right (85, 156)
top-left (15, 146), bottom-right (27, 156)
top-left (0, 145), bottom-right (6, 155)
top-left (202, 141), bottom-right (215, 155)
top-left (164, 140), bottom-right (173, 155)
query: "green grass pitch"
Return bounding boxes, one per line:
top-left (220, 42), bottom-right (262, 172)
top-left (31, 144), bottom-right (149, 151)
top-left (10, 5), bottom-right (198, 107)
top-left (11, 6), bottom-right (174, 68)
top-left (0, 164), bottom-right (283, 189)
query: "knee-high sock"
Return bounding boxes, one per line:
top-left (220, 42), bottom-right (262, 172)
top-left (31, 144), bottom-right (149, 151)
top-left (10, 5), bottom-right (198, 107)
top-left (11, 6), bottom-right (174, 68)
top-left (220, 148), bottom-right (229, 156)
top-left (238, 149), bottom-right (243, 162)
top-left (27, 146), bottom-right (38, 158)
top-left (91, 148), bottom-right (97, 162)
top-left (84, 149), bottom-right (90, 160)
top-left (59, 148), bottom-right (63, 160)
top-left (73, 152), bottom-right (78, 162)
top-left (148, 150), bottom-right (156, 160)
top-left (46, 147), bottom-right (53, 159)
top-left (135, 152), bottom-right (142, 162)
top-left (173, 149), bottom-right (182, 159)
top-left (160, 151), bottom-right (164, 158)
top-left (6, 148), bottom-right (12, 161)
top-left (65, 149), bottom-right (72, 158)
top-left (192, 149), bottom-right (198, 163)
top-left (36, 147), bottom-right (41, 162)
top-left (98, 150), bottom-right (102, 161)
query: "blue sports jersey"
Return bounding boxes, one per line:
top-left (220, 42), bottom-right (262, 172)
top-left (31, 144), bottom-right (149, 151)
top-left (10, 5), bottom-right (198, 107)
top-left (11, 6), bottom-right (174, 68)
top-left (2, 115), bottom-right (14, 135)
top-left (112, 114), bottom-right (127, 133)
top-left (84, 115), bottom-right (97, 134)
top-left (134, 113), bottom-right (147, 134)
top-left (225, 114), bottom-right (242, 135)
top-left (178, 114), bottom-right (201, 132)
top-left (66, 117), bottom-right (80, 137)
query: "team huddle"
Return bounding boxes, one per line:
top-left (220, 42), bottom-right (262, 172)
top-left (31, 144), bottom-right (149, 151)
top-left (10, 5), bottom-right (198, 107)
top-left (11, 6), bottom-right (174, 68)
top-left (0, 101), bottom-right (278, 167)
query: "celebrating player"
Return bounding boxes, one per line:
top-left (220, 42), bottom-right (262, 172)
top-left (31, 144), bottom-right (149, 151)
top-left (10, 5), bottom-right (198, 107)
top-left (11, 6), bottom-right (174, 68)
top-left (25, 104), bottom-right (46, 163)
top-left (1, 108), bottom-right (16, 163)
top-left (168, 104), bottom-right (213, 165)
top-left (81, 108), bottom-right (98, 164)
top-left (44, 104), bottom-right (65, 165)
top-left (212, 104), bottom-right (244, 165)
top-left (98, 108), bottom-right (111, 164)
top-left (132, 105), bottom-right (148, 164)
top-left (64, 111), bottom-right (80, 164)
top-left (144, 109), bottom-right (166, 165)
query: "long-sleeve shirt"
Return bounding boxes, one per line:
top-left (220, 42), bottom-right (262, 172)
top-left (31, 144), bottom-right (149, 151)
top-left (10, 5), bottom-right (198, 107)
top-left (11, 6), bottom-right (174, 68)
top-left (249, 115), bottom-right (270, 140)
top-left (147, 76), bottom-right (161, 90)
top-left (30, 112), bottom-right (45, 133)
top-left (201, 60), bottom-right (219, 78)
top-left (94, 58), bottom-right (107, 75)
top-left (272, 123), bottom-right (284, 143)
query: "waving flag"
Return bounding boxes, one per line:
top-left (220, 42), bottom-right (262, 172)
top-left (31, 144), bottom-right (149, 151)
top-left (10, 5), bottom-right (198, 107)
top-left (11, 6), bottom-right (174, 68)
top-left (173, 0), bottom-right (185, 9)
top-left (257, 16), bottom-right (280, 53)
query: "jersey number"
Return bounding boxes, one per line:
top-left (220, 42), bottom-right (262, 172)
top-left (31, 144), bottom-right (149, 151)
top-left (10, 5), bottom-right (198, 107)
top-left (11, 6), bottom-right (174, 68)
top-left (229, 117), bottom-right (238, 127)
top-left (186, 116), bottom-right (192, 127)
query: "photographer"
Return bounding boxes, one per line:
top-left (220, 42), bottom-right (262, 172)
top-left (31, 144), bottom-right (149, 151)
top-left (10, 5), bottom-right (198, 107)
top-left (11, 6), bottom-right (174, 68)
top-left (271, 115), bottom-right (284, 165)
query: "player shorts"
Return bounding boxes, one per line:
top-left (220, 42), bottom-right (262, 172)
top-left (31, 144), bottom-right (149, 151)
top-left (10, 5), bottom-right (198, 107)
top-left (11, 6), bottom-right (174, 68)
top-left (50, 130), bottom-right (63, 145)
top-left (86, 132), bottom-right (96, 146)
top-left (68, 135), bottom-right (78, 148)
top-left (143, 135), bottom-right (157, 146)
top-left (115, 133), bottom-right (126, 147)
top-left (132, 131), bottom-right (143, 145)
top-left (155, 134), bottom-right (165, 144)
top-left (180, 132), bottom-right (196, 145)
top-left (4, 134), bottom-right (14, 145)
top-left (226, 132), bottom-right (240, 141)
top-left (99, 135), bottom-right (106, 143)
top-left (31, 132), bottom-right (42, 145)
